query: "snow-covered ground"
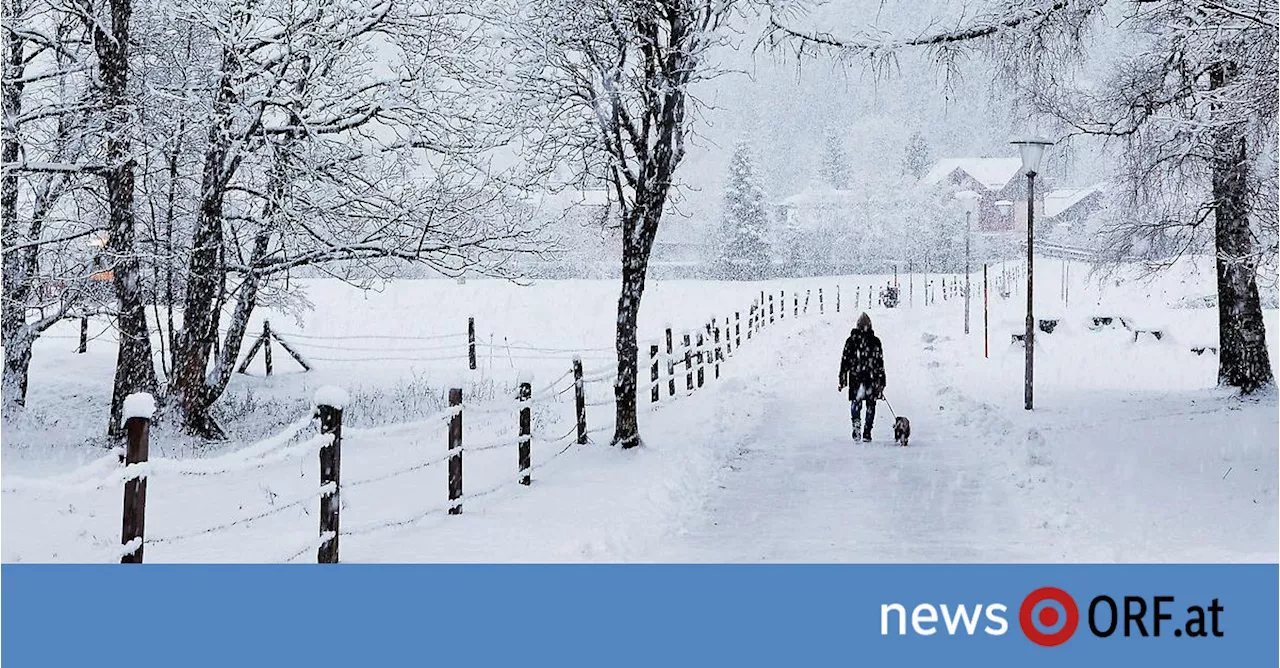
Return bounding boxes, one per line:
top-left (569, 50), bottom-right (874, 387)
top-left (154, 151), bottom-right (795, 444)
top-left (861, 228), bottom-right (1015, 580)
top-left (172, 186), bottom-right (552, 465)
top-left (2, 256), bottom-right (1276, 562)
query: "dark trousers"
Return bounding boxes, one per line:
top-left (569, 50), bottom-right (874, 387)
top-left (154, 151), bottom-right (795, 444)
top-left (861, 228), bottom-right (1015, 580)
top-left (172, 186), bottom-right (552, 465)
top-left (850, 383), bottom-right (876, 436)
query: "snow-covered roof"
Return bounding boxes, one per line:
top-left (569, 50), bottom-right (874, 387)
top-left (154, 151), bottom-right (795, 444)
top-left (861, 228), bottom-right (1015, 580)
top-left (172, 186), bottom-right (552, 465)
top-left (1045, 183), bottom-right (1106, 218)
top-left (922, 158), bottom-right (1025, 191)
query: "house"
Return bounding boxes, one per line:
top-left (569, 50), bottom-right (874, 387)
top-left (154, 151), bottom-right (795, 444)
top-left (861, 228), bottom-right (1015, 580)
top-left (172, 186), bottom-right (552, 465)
top-left (921, 157), bottom-right (1047, 233)
top-left (1045, 183), bottom-right (1107, 229)
top-left (773, 187), bottom-right (889, 275)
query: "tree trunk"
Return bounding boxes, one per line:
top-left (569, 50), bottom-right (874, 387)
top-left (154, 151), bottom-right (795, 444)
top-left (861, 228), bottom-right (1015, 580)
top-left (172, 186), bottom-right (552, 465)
top-left (612, 201), bottom-right (662, 449)
top-left (168, 45), bottom-right (239, 438)
top-left (611, 241), bottom-right (647, 448)
top-left (1, 333), bottom-right (33, 412)
top-left (1211, 65), bottom-right (1273, 394)
top-left (1, 0), bottom-right (29, 413)
top-left (95, 0), bottom-right (158, 437)
top-left (1212, 137), bottom-right (1273, 392)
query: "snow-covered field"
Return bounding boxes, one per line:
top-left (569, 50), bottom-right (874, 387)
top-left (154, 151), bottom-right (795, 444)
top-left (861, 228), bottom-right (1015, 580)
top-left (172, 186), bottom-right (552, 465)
top-left (2, 255), bottom-right (1277, 562)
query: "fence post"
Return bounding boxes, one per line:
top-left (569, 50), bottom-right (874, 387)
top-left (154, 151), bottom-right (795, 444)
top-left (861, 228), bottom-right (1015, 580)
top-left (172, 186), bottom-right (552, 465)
top-left (836, 285), bottom-right (841, 313)
top-left (683, 332), bottom-right (693, 394)
top-left (746, 306), bottom-right (753, 340)
top-left (695, 330), bottom-right (705, 389)
top-left (734, 311), bottom-right (741, 348)
top-left (78, 316), bottom-right (88, 353)
top-left (794, 293), bottom-right (799, 318)
top-left (468, 317), bottom-right (477, 370)
top-left (818, 288), bottom-right (824, 315)
top-left (518, 382), bottom-right (532, 485)
top-left (649, 343), bottom-right (660, 403)
top-left (316, 389), bottom-right (343, 562)
top-left (804, 290), bottom-right (811, 315)
top-left (263, 320), bottom-right (274, 376)
top-left (780, 290), bottom-right (785, 319)
top-left (119, 393), bottom-right (152, 564)
top-left (769, 294), bottom-right (775, 323)
top-left (855, 286), bottom-right (860, 309)
top-left (713, 324), bottom-right (722, 379)
top-left (572, 357), bottom-right (587, 445)
top-left (448, 387), bottom-right (463, 514)
top-left (665, 327), bottom-right (676, 399)
top-left (723, 317), bottom-right (731, 357)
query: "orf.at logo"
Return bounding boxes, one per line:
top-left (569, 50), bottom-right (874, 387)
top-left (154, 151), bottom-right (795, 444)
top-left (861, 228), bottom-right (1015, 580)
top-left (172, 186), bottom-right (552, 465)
top-left (1020, 587), bottom-right (1080, 647)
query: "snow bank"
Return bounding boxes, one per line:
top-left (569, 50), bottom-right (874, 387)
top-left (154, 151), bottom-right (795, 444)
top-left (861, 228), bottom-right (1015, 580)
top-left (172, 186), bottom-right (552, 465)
top-left (121, 393), bottom-right (156, 424)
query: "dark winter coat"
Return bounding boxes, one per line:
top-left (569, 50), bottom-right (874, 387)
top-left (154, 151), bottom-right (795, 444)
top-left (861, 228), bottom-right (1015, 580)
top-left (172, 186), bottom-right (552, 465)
top-left (839, 328), bottom-right (886, 400)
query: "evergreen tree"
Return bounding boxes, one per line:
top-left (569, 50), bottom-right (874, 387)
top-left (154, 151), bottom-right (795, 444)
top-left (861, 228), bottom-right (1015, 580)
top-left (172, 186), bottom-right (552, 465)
top-left (717, 142), bottom-right (772, 280)
top-left (819, 132), bottom-right (850, 189)
top-left (903, 131), bottom-right (932, 179)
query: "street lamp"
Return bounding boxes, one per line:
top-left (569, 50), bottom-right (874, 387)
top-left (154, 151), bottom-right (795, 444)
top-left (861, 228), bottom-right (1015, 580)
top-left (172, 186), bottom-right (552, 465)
top-left (1010, 135), bottom-right (1053, 410)
top-left (955, 190), bottom-right (981, 336)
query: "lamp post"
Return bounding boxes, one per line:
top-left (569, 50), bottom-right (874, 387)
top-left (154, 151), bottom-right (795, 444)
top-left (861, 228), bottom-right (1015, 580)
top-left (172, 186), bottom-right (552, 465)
top-left (955, 190), bottom-right (981, 336)
top-left (1010, 135), bottom-right (1053, 411)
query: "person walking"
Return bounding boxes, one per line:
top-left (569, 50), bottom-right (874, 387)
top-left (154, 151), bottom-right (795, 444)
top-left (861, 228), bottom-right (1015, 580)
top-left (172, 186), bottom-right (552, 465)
top-left (838, 312), bottom-right (887, 441)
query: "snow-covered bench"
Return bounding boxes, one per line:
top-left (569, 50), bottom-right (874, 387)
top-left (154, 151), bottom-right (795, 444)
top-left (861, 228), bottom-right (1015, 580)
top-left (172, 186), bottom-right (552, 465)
top-left (1133, 329), bottom-right (1164, 342)
top-left (1089, 316), bottom-right (1132, 331)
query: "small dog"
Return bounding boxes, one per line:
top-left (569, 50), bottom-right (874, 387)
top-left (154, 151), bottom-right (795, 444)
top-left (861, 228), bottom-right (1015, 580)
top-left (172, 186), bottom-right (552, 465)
top-left (893, 416), bottom-right (911, 447)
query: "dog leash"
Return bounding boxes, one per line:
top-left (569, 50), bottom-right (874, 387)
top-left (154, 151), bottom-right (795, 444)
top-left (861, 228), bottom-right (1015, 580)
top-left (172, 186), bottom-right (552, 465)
top-left (882, 396), bottom-right (898, 420)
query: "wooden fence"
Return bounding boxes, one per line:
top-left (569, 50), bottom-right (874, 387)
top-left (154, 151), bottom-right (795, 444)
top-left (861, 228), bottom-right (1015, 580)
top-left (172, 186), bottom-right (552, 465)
top-left (81, 282), bottom-right (863, 563)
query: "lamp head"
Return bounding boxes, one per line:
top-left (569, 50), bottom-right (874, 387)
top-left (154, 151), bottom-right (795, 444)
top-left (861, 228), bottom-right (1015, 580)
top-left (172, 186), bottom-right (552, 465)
top-left (955, 190), bottom-right (982, 216)
top-left (1010, 135), bottom-right (1054, 176)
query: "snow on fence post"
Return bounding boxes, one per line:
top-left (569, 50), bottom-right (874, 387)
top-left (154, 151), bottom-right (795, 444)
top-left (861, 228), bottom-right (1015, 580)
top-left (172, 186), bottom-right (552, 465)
top-left (735, 311), bottom-right (741, 348)
top-left (836, 285), bottom-right (841, 313)
top-left (120, 392), bottom-right (154, 563)
top-left (804, 290), bottom-right (811, 315)
top-left (649, 344), bottom-right (660, 403)
top-left (818, 288), bottom-right (824, 315)
top-left (683, 333), bottom-right (693, 394)
top-left (855, 286), bottom-right (860, 309)
top-left (78, 316), bottom-right (88, 353)
top-left (780, 290), bottom-right (786, 319)
top-left (768, 294), bottom-right (775, 324)
top-left (518, 381), bottom-right (532, 485)
top-left (695, 330), bottom-right (705, 389)
top-left (665, 327), bottom-right (676, 399)
top-left (314, 386), bottom-right (345, 563)
top-left (263, 320), bottom-right (274, 376)
top-left (572, 358), bottom-right (587, 445)
top-left (723, 317), bottom-right (731, 357)
top-left (794, 292), bottom-right (799, 318)
top-left (468, 317), bottom-right (477, 370)
top-left (448, 387), bottom-right (463, 514)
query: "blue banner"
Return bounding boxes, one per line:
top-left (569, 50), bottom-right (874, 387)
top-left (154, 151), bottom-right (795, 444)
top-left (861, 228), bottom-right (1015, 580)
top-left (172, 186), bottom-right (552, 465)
top-left (3, 565), bottom-right (1275, 666)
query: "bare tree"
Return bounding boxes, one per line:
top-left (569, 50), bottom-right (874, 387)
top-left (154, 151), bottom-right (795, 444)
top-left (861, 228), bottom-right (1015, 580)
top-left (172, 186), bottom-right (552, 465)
top-left (159, 0), bottom-right (549, 437)
top-left (514, 0), bottom-right (735, 448)
top-left (767, 0), bottom-right (1275, 393)
top-left (2, 0), bottom-right (106, 413)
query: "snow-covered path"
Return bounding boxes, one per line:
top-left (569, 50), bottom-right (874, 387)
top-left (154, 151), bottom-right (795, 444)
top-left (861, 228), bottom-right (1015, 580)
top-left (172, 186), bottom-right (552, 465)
top-left (649, 312), bottom-right (1042, 562)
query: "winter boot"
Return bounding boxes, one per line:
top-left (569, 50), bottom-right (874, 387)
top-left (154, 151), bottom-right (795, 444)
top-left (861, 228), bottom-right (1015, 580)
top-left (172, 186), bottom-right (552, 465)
top-left (851, 417), bottom-right (862, 441)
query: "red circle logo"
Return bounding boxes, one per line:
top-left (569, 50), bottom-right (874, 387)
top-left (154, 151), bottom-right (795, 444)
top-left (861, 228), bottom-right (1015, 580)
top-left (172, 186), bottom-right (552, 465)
top-left (1019, 587), bottom-right (1079, 646)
